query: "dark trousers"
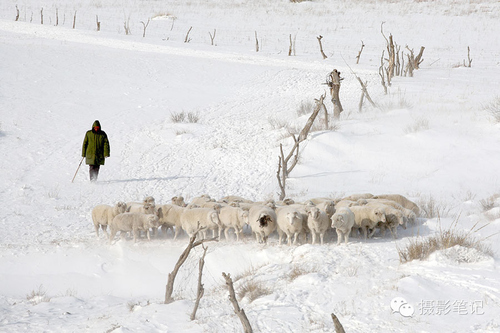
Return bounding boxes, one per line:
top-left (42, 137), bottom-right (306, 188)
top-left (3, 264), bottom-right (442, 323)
top-left (89, 165), bottom-right (100, 181)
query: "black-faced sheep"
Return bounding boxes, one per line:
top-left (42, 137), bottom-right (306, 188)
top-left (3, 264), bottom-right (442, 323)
top-left (218, 206), bottom-right (249, 241)
top-left (109, 212), bottom-right (160, 244)
top-left (248, 205), bottom-right (277, 244)
top-left (91, 202), bottom-right (128, 238)
top-left (180, 207), bottom-right (221, 239)
top-left (307, 206), bottom-right (331, 245)
top-left (331, 207), bottom-right (356, 245)
top-left (276, 206), bottom-right (304, 245)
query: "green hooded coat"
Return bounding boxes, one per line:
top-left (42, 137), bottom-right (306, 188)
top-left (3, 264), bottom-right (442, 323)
top-left (82, 120), bottom-right (110, 165)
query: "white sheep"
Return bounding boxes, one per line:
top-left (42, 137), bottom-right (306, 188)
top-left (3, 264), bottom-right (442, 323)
top-left (218, 206), bottom-right (249, 241)
top-left (373, 194), bottom-right (420, 215)
top-left (109, 212), bottom-right (160, 244)
top-left (366, 203), bottom-right (405, 239)
top-left (342, 193), bottom-right (374, 201)
top-left (248, 205), bottom-right (277, 244)
top-left (171, 196), bottom-right (187, 207)
top-left (187, 194), bottom-right (216, 208)
top-left (157, 204), bottom-right (186, 239)
top-left (307, 206), bottom-right (331, 245)
top-left (180, 207), bottom-right (221, 239)
top-left (219, 195), bottom-right (254, 204)
top-left (315, 200), bottom-right (336, 219)
top-left (276, 206), bottom-right (303, 245)
top-left (358, 198), bottom-right (414, 227)
top-left (127, 196), bottom-right (156, 214)
top-left (331, 207), bottom-right (356, 245)
top-left (349, 205), bottom-right (386, 239)
top-left (91, 202), bottom-right (128, 238)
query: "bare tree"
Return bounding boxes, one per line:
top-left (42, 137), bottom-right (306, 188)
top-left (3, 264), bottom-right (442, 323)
top-left (55, 8), bottom-right (59, 26)
top-left (317, 35), bottom-right (327, 59)
top-left (40, 8), bottom-right (43, 25)
top-left (96, 15), bottom-right (100, 31)
top-left (164, 226), bottom-right (217, 304)
top-left (277, 135), bottom-right (299, 201)
top-left (222, 272), bottom-right (253, 333)
top-left (255, 31), bottom-right (259, 52)
top-left (288, 34), bottom-right (293, 56)
top-left (277, 94), bottom-right (327, 200)
top-left (124, 16), bottom-right (131, 35)
top-left (140, 18), bottom-right (150, 37)
top-left (209, 29), bottom-right (216, 45)
top-left (15, 5), bottom-right (20, 21)
top-left (190, 245), bottom-right (208, 320)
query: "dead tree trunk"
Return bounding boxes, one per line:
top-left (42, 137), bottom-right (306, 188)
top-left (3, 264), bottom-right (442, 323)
top-left (327, 70), bottom-right (343, 119)
top-left (15, 5), bottom-right (20, 21)
top-left (317, 35), bottom-right (328, 59)
top-left (277, 94), bottom-right (327, 200)
top-left (277, 135), bottom-right (299, 201)
top-left (288, 34), bottom-right (293, 56)
top-left (331, 313), bottom-right (346, 333)
top-left (255, 31), bottom-right (259, 52)
top-left (190, 245), bottom-right (208, 320)
top-left (209, 29), bottom-right (216, 45)
top-left (356, 77), bottom-right (376, 112)
top-left (96, 15), bottom-right (100, 31)
top-left (40, 8), bottom-right (43, 25)
top-left (356, 40), bottom-right (365, 64)
top-left (184, 26), bottom-right (192, 43)
top-left (72, 11), bottom-right (77, 29)
top-left (141, 18), bottom-right (150, 37)
top-left (222, 273), bottom-right (253, 333)
top-left (164, 226), bottom-right (217, 304)
top-left (55, 8), bottom-right (59, 26)
top-left (379, 51), bottom-right (387, 94)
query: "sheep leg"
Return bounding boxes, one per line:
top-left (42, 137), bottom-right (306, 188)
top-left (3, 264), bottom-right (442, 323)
top-left (368, 227), bottom-right (377, 238)
top-left (94, 223), bottom-right (100, 237)
top-left (344, 230), bottom-right (350, 244)
top-left (336, 229), bottom-right (342, 245)
top-left (293, 232), bottom-right (299, 245)
top-left (319, 232), bottom-right (324, 245)
top-left (311, 232), bottom-right (317, 245)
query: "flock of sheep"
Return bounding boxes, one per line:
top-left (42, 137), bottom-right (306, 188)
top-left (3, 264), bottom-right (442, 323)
top-left (91, 193), bottom-right (420, 245)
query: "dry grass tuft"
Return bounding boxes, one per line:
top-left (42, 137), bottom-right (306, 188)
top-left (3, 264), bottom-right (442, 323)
top-left (237, 280), bottom-right (272, 303)
top-left (26, 285), bottom-right (51, 304)
top-left (396, 216), bottom-right (494, 263)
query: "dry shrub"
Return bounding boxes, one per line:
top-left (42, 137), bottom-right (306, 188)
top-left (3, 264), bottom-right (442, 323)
top-left (171, 111), bottom-right (199, 123)
top-left (403, 117), bottom-right (429, 134)
top-left (396, 216), bottom-right (494, 263)
top-left (480, 196), bottom-right (497, 212)
top-left (417, 195), bottom-right (451, 218)
top-left (297, 101), bottom-right (314, 117)
top-left (26, 285), bottom-right (51, 304)
top-left (237, 280), bottom-right (272, 303)
top-left (484, 97), bottom-right (500, 123)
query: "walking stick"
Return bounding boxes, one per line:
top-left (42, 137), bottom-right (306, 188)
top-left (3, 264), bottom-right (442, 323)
top-left (72, 157), bottom-right (84, 183)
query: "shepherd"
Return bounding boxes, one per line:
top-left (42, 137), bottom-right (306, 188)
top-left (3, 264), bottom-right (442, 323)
top-left (82, 120), bottom-right (110, 181)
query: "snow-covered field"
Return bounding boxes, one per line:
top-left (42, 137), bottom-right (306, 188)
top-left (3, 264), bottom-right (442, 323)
top-left (1, 0), bottom-right (500, 331)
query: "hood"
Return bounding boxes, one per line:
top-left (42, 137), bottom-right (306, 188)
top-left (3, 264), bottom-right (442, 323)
top-left (92, 120), bottom-right (101, 129)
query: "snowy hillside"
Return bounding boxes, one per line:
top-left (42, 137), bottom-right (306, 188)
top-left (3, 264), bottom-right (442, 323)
top-left (1, 0), bottom-right (500, 332)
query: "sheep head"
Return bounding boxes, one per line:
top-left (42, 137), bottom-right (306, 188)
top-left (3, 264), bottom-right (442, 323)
top-left (373, 208), bottom-right (386, 222)
top-left (258, 214), bottom-right (272, 228)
